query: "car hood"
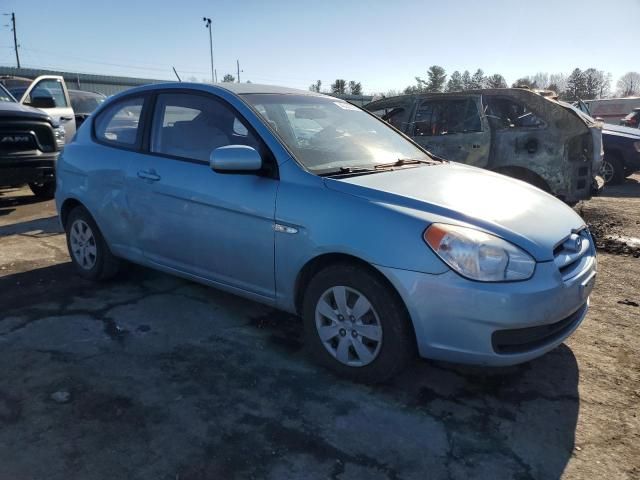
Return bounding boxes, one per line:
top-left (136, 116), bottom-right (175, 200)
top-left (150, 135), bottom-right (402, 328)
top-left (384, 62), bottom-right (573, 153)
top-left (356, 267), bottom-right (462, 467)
top-left (324, 163), bottom-right (586, 261)
top-left (602, 123), bottom-right (640, 140)
top-left (0, 101), bottom-right (52, 121)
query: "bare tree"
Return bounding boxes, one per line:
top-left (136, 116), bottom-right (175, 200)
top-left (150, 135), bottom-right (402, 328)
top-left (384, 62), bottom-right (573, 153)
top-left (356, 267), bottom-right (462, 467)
top-left (309, 80), bottom-right (322, 92)
top-left (485, 74), bottom-right (507, 89)
top-left (548, 73), bottom-right (568, 94)
top-left (617, 72), bottom-right (640, 97)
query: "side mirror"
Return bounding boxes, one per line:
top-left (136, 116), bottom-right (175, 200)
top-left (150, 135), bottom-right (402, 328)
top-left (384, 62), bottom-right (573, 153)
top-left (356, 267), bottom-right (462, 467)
top-left (210, 145), bottom-right (262, 173)
top-left (28, 96), bottom-right (57, 109)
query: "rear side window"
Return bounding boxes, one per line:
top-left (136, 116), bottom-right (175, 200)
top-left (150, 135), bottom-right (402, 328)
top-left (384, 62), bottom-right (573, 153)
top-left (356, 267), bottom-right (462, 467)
top-left (94, 96), bottom-right (144, 147)
top-left (413, 99), bottom-right (481, 136)
top-left (484, 97), bottom-right (544, 129)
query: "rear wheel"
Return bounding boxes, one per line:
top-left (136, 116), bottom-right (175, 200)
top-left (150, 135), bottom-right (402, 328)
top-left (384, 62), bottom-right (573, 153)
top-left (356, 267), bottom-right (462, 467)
top-left (600, 154), bottom-right (624, 185)
top-left (65, 206), bottom-right (120, 280)
top-left (29, 181), bottom-right (55, 199)
top-left (303, 264), bottom-right (415, 383)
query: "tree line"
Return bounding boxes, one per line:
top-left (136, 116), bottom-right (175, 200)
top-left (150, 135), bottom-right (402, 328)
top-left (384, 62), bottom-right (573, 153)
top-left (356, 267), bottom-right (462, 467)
top-left (398, 66), bottom-right (640, 101)
top-left (309, 79), bottom-right (363, 95)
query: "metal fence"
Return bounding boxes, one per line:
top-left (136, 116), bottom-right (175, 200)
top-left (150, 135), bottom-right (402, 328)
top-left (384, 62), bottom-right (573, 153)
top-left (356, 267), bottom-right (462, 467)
top-left (0, 66), bottom-right (165, 96)
top-left (0, 66), bottom-right (374, 105)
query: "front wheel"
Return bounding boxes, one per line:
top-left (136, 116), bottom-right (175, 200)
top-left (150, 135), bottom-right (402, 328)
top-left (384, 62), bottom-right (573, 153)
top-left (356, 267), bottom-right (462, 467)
top-left (29, 181), bottom-right (56, 199)
top-left (303, 264), bottom-right (415, 383)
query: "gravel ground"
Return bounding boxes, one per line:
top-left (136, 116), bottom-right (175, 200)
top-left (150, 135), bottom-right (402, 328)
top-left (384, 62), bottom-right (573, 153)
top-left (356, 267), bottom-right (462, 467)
top-left (0, 178), bottom-right (638, 480)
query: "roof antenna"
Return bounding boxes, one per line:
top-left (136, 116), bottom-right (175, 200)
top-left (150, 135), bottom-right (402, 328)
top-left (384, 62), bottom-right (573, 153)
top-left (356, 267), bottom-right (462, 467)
top-left (172, 66), bottom-right (182, 82)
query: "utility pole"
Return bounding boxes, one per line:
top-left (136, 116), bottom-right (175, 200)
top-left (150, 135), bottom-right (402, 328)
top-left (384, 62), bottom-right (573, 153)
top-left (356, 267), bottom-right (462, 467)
top-left (202, 17), bottom-right (214, 83)
top-left (237, 59), bottom-right (240, 83)
top-left (4, 12), bottom-right (20, 68)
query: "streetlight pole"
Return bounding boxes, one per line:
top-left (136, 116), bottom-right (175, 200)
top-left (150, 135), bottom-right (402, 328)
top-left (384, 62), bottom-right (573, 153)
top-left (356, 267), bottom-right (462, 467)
top-left (202, 17), bottom-right (214, 83)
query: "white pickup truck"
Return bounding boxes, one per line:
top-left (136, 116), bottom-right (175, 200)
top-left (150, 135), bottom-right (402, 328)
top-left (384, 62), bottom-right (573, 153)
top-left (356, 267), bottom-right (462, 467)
top-left (0, 75), bottom-right (76, 142)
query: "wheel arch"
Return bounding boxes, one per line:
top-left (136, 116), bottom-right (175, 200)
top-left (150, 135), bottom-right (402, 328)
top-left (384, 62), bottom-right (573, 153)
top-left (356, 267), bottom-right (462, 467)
top-left (493, 165), bottom-right (551, 192)
top-left (293, 252), bottom-right (418, 347)
top-left (59, 197), bottom-right (85, 228)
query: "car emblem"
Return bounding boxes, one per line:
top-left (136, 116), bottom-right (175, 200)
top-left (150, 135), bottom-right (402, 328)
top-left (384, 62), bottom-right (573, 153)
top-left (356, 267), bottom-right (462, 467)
top-left (1, 134), bottom-right (31, 143)
top-left (563, 233), bottom-right (582, 252)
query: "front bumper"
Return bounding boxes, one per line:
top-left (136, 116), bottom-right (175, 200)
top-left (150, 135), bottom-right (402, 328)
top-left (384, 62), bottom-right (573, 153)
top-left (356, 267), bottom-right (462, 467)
top-left (376, 256), bottom-right (595, 366)
top-left (0, 152), bottom-right (57, 185)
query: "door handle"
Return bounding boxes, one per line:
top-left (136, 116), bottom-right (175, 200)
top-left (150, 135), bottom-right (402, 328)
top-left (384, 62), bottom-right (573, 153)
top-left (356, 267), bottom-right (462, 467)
top-left (137, 169), bottom-right (161, 181)
top-left (59, 116), bottom-right (74, 121)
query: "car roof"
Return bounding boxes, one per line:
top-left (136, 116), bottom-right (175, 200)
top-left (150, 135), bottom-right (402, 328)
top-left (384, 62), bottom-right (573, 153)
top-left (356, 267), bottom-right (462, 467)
top-left (211, 82), bottom-right (320, 96)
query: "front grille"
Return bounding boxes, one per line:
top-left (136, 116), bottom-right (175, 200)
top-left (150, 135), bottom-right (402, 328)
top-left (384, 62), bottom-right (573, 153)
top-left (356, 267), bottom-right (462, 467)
top-left (492, 302), bottom-right (587, 354)
top-left (0, 117), bottom-right (56, 154)
top-left (552, 229), bottom-right (594, 281)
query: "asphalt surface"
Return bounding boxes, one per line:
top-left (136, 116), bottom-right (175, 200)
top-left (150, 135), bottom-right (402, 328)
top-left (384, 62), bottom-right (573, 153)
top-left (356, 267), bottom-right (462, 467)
top-left (0, 184), bottom-right (638, 480)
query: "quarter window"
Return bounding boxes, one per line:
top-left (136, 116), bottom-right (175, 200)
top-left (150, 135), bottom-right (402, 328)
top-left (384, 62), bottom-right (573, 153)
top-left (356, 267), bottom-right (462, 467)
top-left (94, 96), bottom-right (144, 147)
top-left (484, 98), bottom-right (544, 129)
top-left (150, 92), bottom-right (259, 162)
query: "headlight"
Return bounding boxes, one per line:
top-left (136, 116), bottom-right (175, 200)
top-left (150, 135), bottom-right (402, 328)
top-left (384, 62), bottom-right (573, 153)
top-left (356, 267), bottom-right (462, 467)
top-left (634, 141), bottom-right (640, 153)
top-left (424, 223), bottom-right (536, 282)
top-left (54, 126), bottom-right (65, 148)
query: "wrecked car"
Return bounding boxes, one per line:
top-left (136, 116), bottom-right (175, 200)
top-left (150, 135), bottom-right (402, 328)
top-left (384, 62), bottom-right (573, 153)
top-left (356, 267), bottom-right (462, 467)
top-left (365, 89), bottom-right (603, 204)
top-left (56, 83), bottom-right (596, 383)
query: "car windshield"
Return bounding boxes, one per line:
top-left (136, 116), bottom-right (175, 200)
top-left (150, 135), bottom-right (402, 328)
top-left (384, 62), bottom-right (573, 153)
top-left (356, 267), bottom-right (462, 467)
top-left (8, 87), bottom-right (27, 100)
top-left (242, 93), bottom-right (430, 174)
top-left (0, 84), bottom-right (15, 102)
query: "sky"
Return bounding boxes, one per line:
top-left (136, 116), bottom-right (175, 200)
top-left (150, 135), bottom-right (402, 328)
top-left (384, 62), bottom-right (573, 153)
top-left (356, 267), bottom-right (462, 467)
top-left (0, 0), bottom-right (638, 94)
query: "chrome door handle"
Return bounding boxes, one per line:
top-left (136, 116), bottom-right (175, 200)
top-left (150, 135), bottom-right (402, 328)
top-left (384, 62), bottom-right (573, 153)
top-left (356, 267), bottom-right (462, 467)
top-left (137, 170), bottom-right (161, 181)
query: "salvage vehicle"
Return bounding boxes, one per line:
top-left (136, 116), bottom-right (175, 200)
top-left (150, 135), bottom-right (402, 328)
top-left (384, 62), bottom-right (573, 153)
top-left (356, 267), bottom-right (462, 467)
top-left (620, 108), bottom-right (640, 128)
top-left (365, 89), bottom-right (603, 204)
top-left (56, 83), bottom-right (597, 383)
top-left (572, 100), bottom-right (640, 184)
top-left (0, 75), bottom-right (76, 142)
top-left (0, 83), bottom-right (64, 198)
top-left (69, 90), bottom-right (106, 129)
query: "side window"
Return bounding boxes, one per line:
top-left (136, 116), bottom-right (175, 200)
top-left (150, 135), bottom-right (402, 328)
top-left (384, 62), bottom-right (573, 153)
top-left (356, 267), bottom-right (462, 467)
top-left (94, 96), bottom-right (144, 147)
top-left (150, 92), bottom-right (260, 162)
top-left (28, 79), bottom-right (68, 107)
top-left (414, 101), bottom-right (435, 136)
top-left (369, 105), bottom-right (407, 130)
top-left (484, 97), bottom-right (544, 129)
top-left (415, 99), bottom-right (482, 136)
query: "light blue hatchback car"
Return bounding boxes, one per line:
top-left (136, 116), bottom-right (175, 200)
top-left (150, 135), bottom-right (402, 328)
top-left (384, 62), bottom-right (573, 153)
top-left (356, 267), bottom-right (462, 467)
top-left (56, 83), bottom-right (597, 382)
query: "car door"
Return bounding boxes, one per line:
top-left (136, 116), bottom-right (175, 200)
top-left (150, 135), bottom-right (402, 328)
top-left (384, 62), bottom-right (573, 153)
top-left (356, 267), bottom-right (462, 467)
top-left (21, 76), bottom-right (76, 142)
top-left (126, 90), bottom-right (279, 299)
top-left (410, 96), bottom-right (490, 167)
top-left (89, 94), bottom-right (149, 257)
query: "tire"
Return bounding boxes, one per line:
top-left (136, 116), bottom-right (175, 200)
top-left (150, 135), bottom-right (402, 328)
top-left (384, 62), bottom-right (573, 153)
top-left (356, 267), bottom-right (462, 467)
top-left (29, 181), bottom-right (56, 199)
top-left (600, 155), bottom-right (625, 185)
top-left (302, 263), bottom-right (415, 383)
top-left (65, 206), bottom-right (120, 280)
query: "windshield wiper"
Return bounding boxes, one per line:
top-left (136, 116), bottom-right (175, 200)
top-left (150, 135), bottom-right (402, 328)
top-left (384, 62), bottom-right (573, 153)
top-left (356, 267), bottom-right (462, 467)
top-left (318, 166), bottom-right (379, 177)
top-left (374, 158), bottom-right (436, 170)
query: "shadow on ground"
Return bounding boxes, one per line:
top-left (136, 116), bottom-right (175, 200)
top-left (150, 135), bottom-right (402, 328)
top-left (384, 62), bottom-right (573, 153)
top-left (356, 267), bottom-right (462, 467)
top-left (0, 263), bottom-right (579, 480)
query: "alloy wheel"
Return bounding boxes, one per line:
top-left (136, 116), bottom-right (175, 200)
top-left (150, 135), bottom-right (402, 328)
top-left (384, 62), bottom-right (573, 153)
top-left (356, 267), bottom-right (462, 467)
top-left (600, 160), bottom-right (615, 184)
